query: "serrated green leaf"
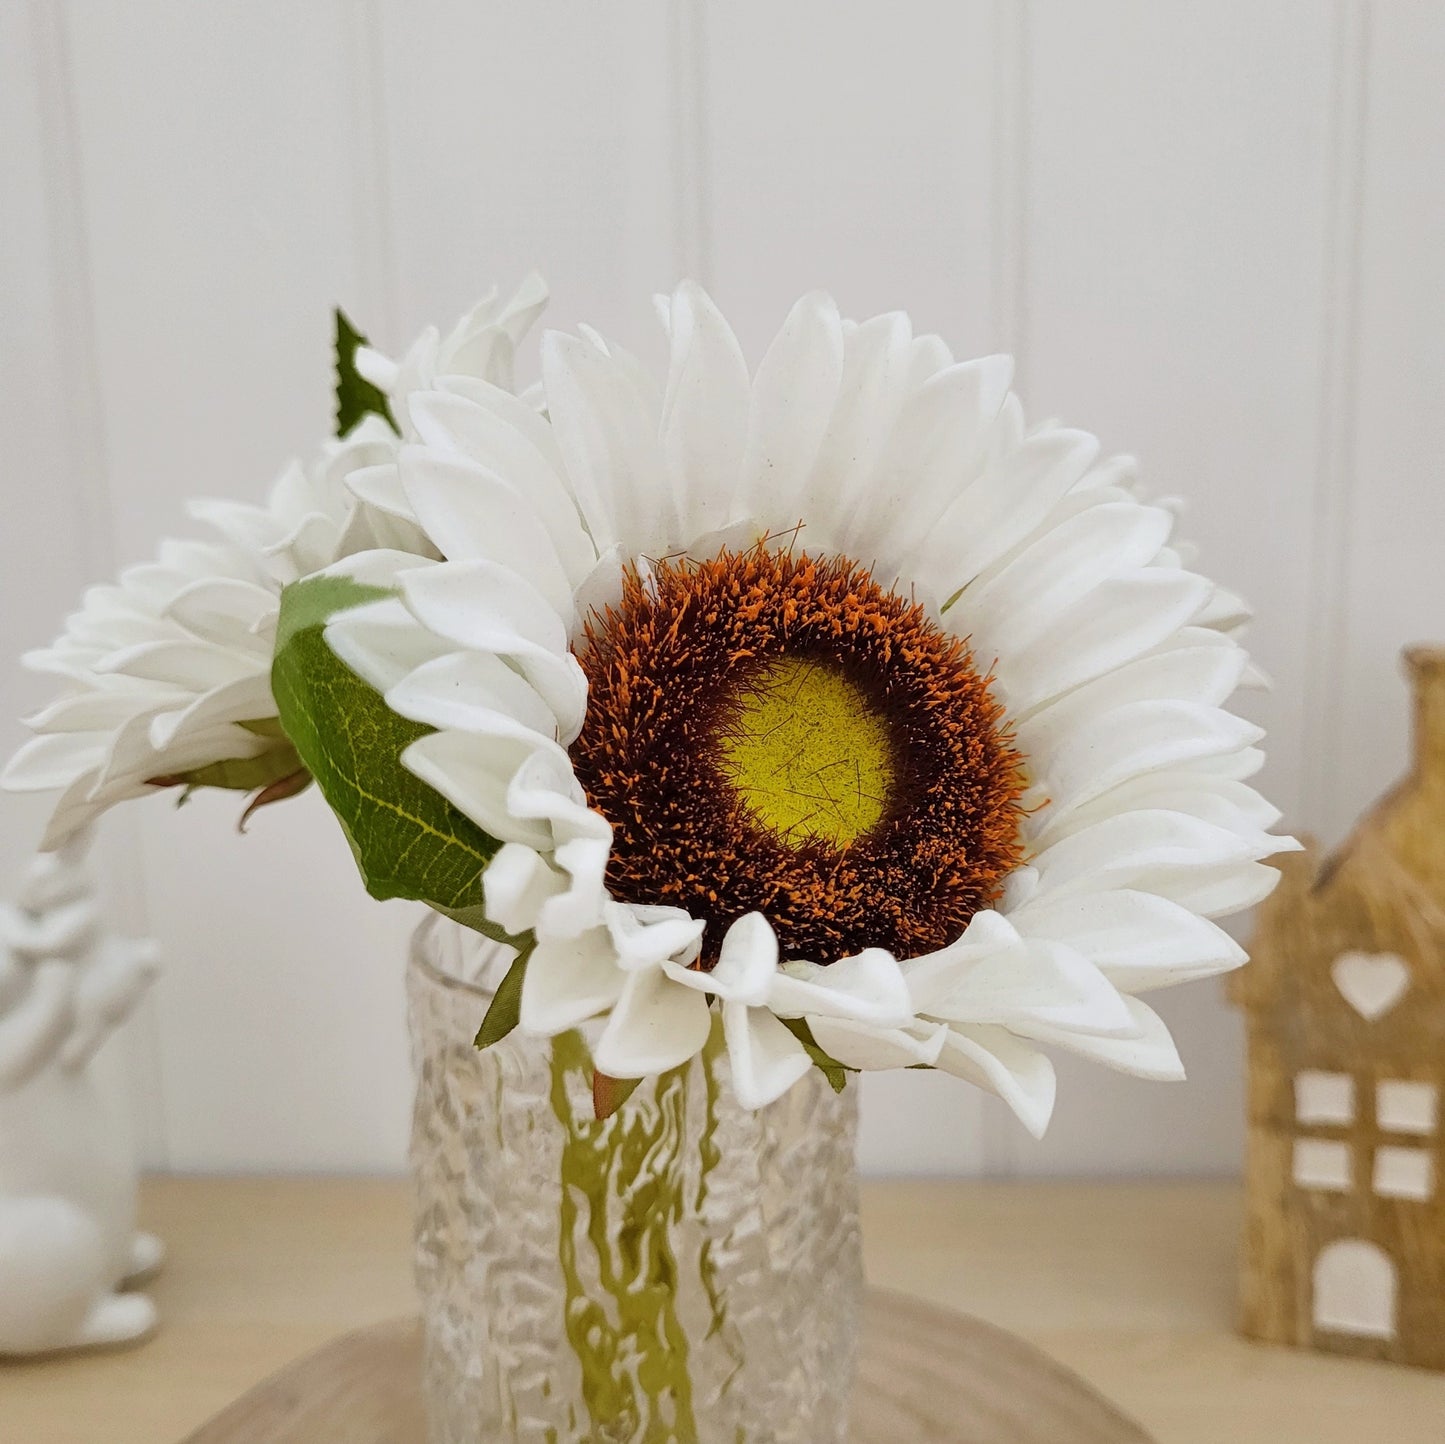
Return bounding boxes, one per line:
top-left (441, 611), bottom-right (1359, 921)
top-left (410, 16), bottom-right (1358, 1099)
top-left (779, 1017), bottom-right (852, 1094)
top-left (334, 309), bottom-right (398, 439)
top-left (271, 572), bottom-right (506, 922)
top-left (473, 944), bottom-right (532, 1050)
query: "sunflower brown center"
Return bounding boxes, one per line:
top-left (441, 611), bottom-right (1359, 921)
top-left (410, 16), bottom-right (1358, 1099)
top-left (571, 545), bottom-right (1026, 965)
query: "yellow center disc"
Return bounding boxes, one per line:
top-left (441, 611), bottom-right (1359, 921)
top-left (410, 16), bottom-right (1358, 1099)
top-left (717, 657), bottom-right (895, 848)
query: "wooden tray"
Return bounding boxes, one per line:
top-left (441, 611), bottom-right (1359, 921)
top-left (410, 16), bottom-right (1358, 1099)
top-left (183, 1287), bottom-right (1152, 1443)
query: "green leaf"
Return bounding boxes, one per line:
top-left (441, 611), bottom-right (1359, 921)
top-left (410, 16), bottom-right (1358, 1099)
top-left (167, 744), bottom-right (303, 794)
top-left (273, 572), bottom-right (393, 654)
top-left (474, 944), bottom-right (533, 1050)
top-left (436, 902), bottom-right (528, 951)
top-left (779, 1017), bottom-right (852, 1095)
top-left (592, 1070), bottom-right (642, 1121)
top-left (334, 308), bottom-right (398, 439)
top-left (238, 717), bottom-right (290, 742)
top-left (271, 572), bottom-right (507, 922)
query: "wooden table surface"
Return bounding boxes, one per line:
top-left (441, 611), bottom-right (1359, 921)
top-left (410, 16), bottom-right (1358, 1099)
top-left (5, 1177), bottom-right (1443, 1444)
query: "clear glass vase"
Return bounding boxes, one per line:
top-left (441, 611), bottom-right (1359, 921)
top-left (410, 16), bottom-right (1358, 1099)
top-left (407, 913), bottom-right (863, 1444)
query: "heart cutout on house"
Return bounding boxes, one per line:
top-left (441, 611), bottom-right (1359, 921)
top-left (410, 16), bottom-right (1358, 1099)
top-left (1331, 950), bottom-right (1411, 1021)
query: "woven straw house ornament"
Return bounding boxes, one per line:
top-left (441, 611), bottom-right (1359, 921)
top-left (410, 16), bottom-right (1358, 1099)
top-left (1232, 646), bottom-right (1445, 1368)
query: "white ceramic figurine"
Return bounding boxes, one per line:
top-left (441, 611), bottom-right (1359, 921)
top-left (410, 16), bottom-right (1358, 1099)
top-left (0, 836), bottom-right (162, 1354)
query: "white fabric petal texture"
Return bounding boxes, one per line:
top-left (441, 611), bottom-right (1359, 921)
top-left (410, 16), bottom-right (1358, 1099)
top-left (317, 280), bottom-right (1293, 1133)
top-left (4, 276), bottom-right (549, 846)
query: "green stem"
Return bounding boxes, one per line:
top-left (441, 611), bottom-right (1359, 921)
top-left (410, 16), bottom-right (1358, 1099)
top-left (550, 1031), bottom-right (700, 1442)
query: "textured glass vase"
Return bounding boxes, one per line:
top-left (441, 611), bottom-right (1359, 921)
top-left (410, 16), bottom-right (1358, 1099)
top-left (407, 914), bottom-right (863, 1444)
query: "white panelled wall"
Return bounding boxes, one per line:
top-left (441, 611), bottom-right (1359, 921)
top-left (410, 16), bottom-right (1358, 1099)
top-left (2, 1), bottom-right (1441, 1176)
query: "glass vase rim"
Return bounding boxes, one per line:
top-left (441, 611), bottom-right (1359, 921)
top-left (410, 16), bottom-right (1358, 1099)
top-left (409, 910), bottom-right (509, 1004)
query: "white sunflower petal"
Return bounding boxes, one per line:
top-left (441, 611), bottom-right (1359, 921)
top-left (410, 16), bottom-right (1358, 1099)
top-left (661, 281), bottom-right (750, 544)
top-left (401, 730), bottom-right (553, 849)
top-left (1017, 996), bottom-right (1186, 1081)
top-left (994, 569), bottom-right (1215, 715)
top-left (39, 771), bottom-right (148, 850)
top-left (1030, 701), bottom-right (1264, 824)
top-left (662, 911), bottom-right (780, 1006)
top-left (148, 673), bottom-right (275, 750)
top-left (162, 577), bottom-right (278, 646)
top-left (398, 561), bottom-right (587, 739)
top-left (769, 948), bottom-right (911, 1027)
top-left (723, 1002), bottom-right (813, 1110)
top-left (398, 449), bottom-right (576, 622)
top-left (918, 937), bottom-right (1137, 1038)
top-left (1029, 808), bottom-right (1290, 904)
top-left (593, 966), bottom-right (714, 1079)
top-left (1030, 771), bottom-right (1281, 850)
top-left (94, 640), bottom-right (254, 692)
top-left (902, 909), bottom-right (1021, 1013)
top-left (934, 1025), bottom-right (1057, 1139)
top-left (1010, 888), bottom-right (1247, 992)
top-left (435, 375), bottom-right (570, 478)
top-left (542, 330), bottom-right (668, 558)
top-left (604, 902), bottom-right (705, 971)
top-left (346, 461), bottom-right (417, 523)
top-left (808, 1016), bottom-right (948, 1072)
top-left (963, 503), bottom-right (1175, 663)
top-left (798, 311), bottom-right (914, 550)
top-left (2, 734), bottom-right (109, 793)
top-left (23, 688), bottom-right (163, 735)
top-left (1017, 633), bottom-right (1249, 759)
top-left (385, 651), bottom-right (558, 739)
top-left (520, 930), bottom-right (626, 1035)
top-left (1196, 584), bottom-right (1252, 632)
top-left (907, 332), bottom-right (955, 385)
top-left (736, 291), bottom-right (845, 535)
top-left (324, 596), bottom-right (453, 696)
top-left (404, 391), bottom-right (595, 584)
top-left (918, 426), bottom-right (1099, 597)
top-left (845, 355), bottom-right (1014, 571)
top-left (1159, 858), bottom-right (1291, 918)
top-left (484, 843), bottom-right (564, 936)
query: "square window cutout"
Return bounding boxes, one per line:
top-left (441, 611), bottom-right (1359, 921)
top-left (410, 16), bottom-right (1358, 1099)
top-left (1374, 1147), bottom-right (1432, 1202)
top-left (1296, 1071), bottom-right (1354, 1125)
top-left (1294, 1138), bottom-right (1352, 1192)
top-left (1377, 1080), bottom-right (1437, 1136)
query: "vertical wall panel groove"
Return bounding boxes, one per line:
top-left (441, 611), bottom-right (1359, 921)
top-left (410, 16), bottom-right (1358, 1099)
top-left (29, 2), bottom-right (115, 579)
top-left (670, 0), bottom-right (712, 288)
top-left (32, 0), bottom-right (170, 1165)
top-left (989, 0), bottom-right (1030, 380)
top-left (1301, 0), bottom-right (1370, 843)
top-left (1327, 4), bottom-right (1445, 846)
top-left (346, 0), bottom-right (402, 348)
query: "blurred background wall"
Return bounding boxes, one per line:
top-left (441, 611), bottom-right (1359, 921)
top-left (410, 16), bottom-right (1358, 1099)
top-left (2, 0), bottom-right (1441, 1178)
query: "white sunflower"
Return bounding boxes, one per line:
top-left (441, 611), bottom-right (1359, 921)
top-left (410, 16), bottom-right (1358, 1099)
top-left (315, 282), bottom-right (1294, 1131)
top-left (4, 277), bottom-right (549, 848)
top-left (353, 270), bottom-right (549, 405)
